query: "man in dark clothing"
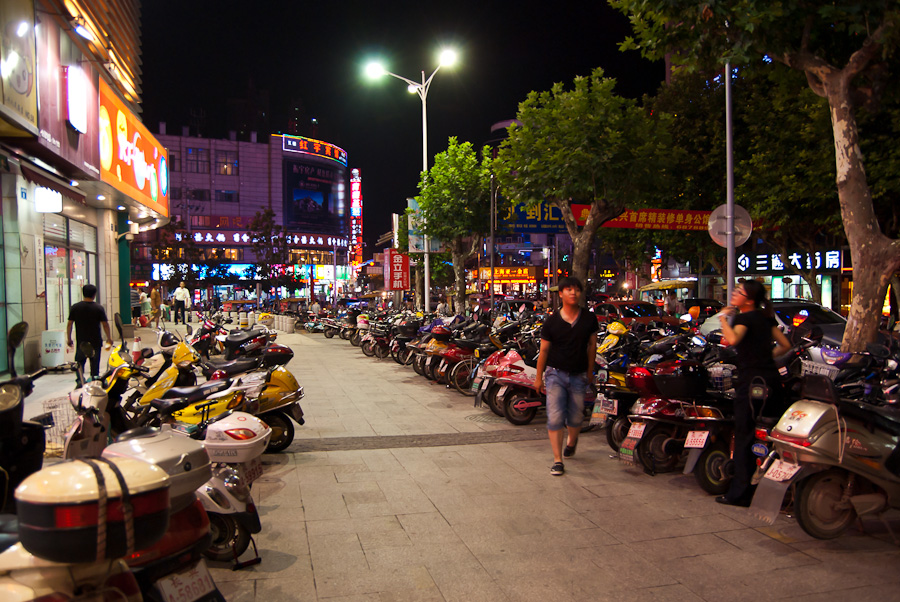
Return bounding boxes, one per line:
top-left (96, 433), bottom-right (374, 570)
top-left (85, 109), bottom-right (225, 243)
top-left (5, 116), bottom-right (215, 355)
top-left (534, 277), bottom-right (599, 476)
top-left (66, 284), bottom-right (113, 381)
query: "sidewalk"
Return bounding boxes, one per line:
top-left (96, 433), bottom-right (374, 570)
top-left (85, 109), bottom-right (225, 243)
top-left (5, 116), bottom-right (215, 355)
top-left (202, 332), bottom-right (900, 602)
top-left (20, 326), bottom-right (900, 600)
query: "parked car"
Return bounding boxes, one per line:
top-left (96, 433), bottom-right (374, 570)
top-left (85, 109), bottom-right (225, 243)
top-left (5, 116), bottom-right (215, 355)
top-left (700, 298), bottom-right (847, 347)
top-left (593, 300), bottom-right (683, 326)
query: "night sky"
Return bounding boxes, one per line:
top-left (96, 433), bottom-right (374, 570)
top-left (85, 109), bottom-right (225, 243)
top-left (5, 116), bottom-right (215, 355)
top-left (140, 1), bottom-right (664, 257)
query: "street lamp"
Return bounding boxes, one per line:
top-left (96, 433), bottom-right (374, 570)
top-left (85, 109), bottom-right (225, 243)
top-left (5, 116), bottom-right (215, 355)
top-left (365, 49), bottom-right (458, 313)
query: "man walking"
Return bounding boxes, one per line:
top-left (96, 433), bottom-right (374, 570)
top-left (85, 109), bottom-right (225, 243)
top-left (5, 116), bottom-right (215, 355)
top-left (66, 284), bottom-right (113, 382)
top-left (173, 281), bottom-right (191, 324)
top-left (533, 277), bottom-right (598, 476)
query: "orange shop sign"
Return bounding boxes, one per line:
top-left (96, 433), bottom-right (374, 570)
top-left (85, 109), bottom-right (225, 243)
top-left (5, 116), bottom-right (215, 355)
top-left (98, 79), bottom-right (169, 217)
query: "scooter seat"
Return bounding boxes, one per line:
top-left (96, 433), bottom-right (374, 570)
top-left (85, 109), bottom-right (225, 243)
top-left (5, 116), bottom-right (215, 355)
top-left (162, 379), bottom-right (231, 402)
top-left (225, 330), bottom-right (255, 346)
top-left (453, 339), bottom-right (478, 350)
top-left (202, 357), bottom-right (259, 377)
top-left (149, 396), bottom-right (194, 415)
top-left (838, 399), bottom-right (900, 437)
top-left (0, 514), bottom-right (19, 554)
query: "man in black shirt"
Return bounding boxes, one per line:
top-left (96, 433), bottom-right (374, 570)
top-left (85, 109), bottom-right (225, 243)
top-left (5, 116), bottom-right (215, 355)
top-left (534, 277), bottom-right (599, 476)
top-left (66, 284), bottom-right (113, 381)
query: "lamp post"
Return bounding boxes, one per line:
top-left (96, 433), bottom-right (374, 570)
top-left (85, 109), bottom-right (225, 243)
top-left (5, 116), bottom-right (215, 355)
top-left (365, 49), bottom-right (457, 313)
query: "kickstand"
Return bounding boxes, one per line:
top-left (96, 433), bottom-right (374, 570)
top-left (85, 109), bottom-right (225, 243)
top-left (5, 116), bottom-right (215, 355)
top-left (231, 535), bottom-right (262, 571)
top-left (877, 515), bottom-right (900, 546)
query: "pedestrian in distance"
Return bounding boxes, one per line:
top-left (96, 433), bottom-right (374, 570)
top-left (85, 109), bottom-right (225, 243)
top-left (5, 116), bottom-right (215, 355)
top-left (534, 276), bottom-right (599, 476)
top-left (149, 284), bottom-right (162, 328)
top-left (665, 292), bottom-right (679, 316)
top-left (173, 281), bottom-right (191, 324)
top-left (310, 298), bottom-right (321, 315)
top-left (130, 286), bottom-right (141, 326)
top-left (66, 284), bottom-right (113, 382)
top-left (716, 279), bottom-right (792, 506)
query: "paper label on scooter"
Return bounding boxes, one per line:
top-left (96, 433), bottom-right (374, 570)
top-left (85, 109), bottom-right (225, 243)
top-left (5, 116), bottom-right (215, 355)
top-left (618, 438), bottom-right (637, 464)
top-left (684, 431), bottom-right (710, 449)
top-left (764, 460), bottom-right (802, 482)
top-left (626, 423), bottom-right (646, 440)
top-left (243, 457), bottom-right (264, 484)
top-left (155, 558), bottom-right (216, 602)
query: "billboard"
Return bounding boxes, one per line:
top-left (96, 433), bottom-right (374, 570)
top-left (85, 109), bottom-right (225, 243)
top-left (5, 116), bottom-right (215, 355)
top-left (384, 248), bottom-right (409, 291)
top-left (283, 159), bottom-right (348, 235)
top-left (500, 202), bottom-right (712, 233)
top-left (0, 0), bottom-right (38, 135)
top-left (99, 79), bottom-right (169, 217)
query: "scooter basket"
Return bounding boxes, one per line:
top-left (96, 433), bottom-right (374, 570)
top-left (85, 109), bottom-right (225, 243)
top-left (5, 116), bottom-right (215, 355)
top-left (709, 364), bottom-right (736, 392)
top-left (15, 457), bottom-right (170, 563)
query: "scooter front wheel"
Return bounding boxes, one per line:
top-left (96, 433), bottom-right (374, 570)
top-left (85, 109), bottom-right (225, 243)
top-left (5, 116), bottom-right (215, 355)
top-left (450, 359), bottom-right (476, 397)
top-left (204, 513), bottom-right (251, 562)
top-left (361, 340), bottom-right (376, 357)
top-left (795, 469), bottom-right (857, 539)
top-left (350, 330), bottom-right (362, 346)
top-left (374, 343), bottom-right (390, 359)
top-left (263, 411), bottom-right (295, 453)
top-left (324, 327), bottom-right (336, 339)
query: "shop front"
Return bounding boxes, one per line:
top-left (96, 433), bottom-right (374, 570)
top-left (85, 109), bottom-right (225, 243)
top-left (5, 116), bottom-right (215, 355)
top-left (472, 266), bottom-right (546, 297)
top-left (736, 247), bottom-right (843, 310)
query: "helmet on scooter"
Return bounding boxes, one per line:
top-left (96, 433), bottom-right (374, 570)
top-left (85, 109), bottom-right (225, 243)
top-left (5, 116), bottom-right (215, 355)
top-left (607, 321), bottom-right (627, 336)
top-left (159, 331), bottom-right (179, 353)
top-left (431, 325), bottom-right (451, 342)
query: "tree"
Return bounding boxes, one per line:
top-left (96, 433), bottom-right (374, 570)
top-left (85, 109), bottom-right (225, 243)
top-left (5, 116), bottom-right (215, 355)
top-left (247, 208), bottom-right (289, 301)
top-left (416, 137), bottom-right (492, 312)
top-left (495, 68), bottom-right (674, 290)
top-left (611, 0), bottom-right (900, 350)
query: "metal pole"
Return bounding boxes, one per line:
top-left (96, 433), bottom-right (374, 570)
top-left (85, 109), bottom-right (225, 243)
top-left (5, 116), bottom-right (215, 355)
top-left (421, 70), bottom-right (432, 313)
top-left (490, 174), bottom-right (496, 317)
top-left (725, 62), bottom-right (735, 301)
top-left (333, 244), bottom-right (338, 306)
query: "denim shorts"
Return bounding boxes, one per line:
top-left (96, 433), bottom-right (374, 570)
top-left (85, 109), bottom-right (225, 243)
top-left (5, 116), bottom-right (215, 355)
top-left (544, 367), bottom-right (588, 431)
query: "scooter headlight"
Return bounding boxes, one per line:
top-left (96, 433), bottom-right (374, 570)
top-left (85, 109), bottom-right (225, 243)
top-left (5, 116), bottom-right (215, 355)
top-left (0, 383), bottom-right (23, 412)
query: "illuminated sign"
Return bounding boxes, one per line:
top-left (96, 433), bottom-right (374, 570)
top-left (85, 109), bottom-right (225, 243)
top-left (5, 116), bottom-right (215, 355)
top-left (99, 79), bottom-right (169, 217)
top-left (477, 266), bottom-right (542, 283)
top-left (63, 66), bottom-right (88, 134)
top-left (350, 168), bottom-right (363, 265)
top-left (384, 248), bottom-right (410, 291)
top-left (501, 203), bottom-right (711, 233)
top-left (737, 249), bottom-right (842, 275)
top-left (173, 230), bottom-right (349, 248)
top-left (280, 134), bottom-right (347, 166)
top-left (35, 186), bottom-right (62, 213)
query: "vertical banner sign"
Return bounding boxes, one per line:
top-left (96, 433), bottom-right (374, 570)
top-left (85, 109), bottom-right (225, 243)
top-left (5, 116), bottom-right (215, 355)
top-left (407, 198), bottom-right (441, 253)
top-left (350, 168), bottom-right (363, 265)
top-left (34, 234), bottom-right (45, 297)
top-left (383, 248), bottom-right (410, 291)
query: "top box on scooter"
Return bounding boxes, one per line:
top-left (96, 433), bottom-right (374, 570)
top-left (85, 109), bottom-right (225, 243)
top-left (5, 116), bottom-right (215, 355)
top-left (204, 412), bottom-right (272, 463)
top-left (103, 428), bottom-right (212, 506)
top-left (653, 359), bottom-right (709, 398)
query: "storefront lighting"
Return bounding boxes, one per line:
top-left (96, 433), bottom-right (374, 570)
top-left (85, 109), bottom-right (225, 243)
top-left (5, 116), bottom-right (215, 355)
top-left (70, 180), bottom-right (79, 187)
top-left (72, 17), bottom-right (94, 40)
top-left (117, 205), bottom-right (126, 210)
top-left (126, 219), bottom-right (133, 224)
top-left (35, 187), bottom-right (63, 213)
top-left (97, 194), bottom-right (106, 201)
top-left (16, 21), bottom-right (29, 37)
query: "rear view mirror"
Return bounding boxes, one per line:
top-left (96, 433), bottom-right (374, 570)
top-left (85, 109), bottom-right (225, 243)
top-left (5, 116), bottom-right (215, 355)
top-left (186, 324), bottom-right (193, 336)
top-left (141, 347), bottom-right (154, 359)
top-left (7, 322), bottom-right (28, 351)
top-left (866, 343), bottom-right (891, 359)
top-left (79, 342), bottom-right (95, 358)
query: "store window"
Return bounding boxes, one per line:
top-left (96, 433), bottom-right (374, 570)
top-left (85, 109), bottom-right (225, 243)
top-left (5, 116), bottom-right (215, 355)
top-left (169, 150), bottom-right (181, 172)
top-left (44, 215), bottom-right (99, 332)
top-left (216, 151), bottom-right (238, 175)
top-left (215, 190), bottom-right (239, 203)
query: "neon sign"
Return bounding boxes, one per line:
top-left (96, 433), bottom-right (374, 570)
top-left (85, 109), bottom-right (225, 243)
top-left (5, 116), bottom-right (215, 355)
top-left (350, 168), bottom-right (363, 265)
top-left (280, 134), bottom-right (347, 166)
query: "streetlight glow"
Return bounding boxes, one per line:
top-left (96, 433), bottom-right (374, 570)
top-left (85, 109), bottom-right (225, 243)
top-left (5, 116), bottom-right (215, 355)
top-left (439, 49), bottom-right (458, 67)
top-left (364, 61), bottom-right (385, 79)
top-left (407, 84), bottom-right (419, 94)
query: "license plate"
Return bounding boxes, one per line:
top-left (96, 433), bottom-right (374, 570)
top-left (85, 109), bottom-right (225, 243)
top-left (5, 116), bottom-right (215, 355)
top-left (496, 385), bottom-right (508, 399)
top-left (439, 360), bottom-right (447, 371)
top-left (155, 559), bottom-right (217, 602)
top-left (764, 459), bottom-right (802, 482)
top-left (288, 403), bottom-right (305, 423)
top-left (626, 423), bottom-right (646, 440)
top-left (597, 394), bottom-right (617, 414)
top-left (618, 438), bottom-right (637, 464)
top-left (684, 430), bottom-right (710, 449)
top-left (480, 378), bottom-right (490, 391)
top-left (242, 457), bottom-right (264, 484)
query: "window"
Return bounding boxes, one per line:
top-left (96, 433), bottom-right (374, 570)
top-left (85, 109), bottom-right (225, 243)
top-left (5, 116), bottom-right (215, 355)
top-left (170, 187), bottom-right (182, 201)
top-left (188, 189), bottom-right (210, 202)
top-left (216, 151), bottom-right (238, 175)
top-left (191, 216), bottom-right (211, 227)
top-left (215, 190), bottom-right (239, 203)
top-left (185, 148), bottom-right (209, 173)
top-left (169, 150), bottom-right (181, 172)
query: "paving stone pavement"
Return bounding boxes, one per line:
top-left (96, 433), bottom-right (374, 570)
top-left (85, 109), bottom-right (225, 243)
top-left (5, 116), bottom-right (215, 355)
top-left (26, 326), bottom-right (900, 601)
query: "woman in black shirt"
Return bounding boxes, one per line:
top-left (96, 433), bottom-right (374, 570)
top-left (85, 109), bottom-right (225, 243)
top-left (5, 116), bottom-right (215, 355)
top-left (716, 280), bottom-right (792, 505)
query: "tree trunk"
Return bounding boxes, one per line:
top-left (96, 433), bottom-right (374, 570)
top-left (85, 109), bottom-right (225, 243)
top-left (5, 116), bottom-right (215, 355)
top-left (414, 258), bottom-right (424, 310)
top-left (824, 76), bottom-right (900, 351)
top-left (450, 236), bottom-right (479, 315)
top-left (552, 198), bottom-right (625, 298)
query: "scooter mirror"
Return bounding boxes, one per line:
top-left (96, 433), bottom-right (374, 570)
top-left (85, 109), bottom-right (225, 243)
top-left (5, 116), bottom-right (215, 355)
top-left (80, 341), bottom-right (95, 358)
top-left (141, 347), bottom-right (155, 359)
top-left (186, 324), bottom-right (193, 336)
top-left (114, 312), bottom-right (125, 343)
top-left (7, 322), bottom-right (28, 351)
top-left (866, 343), bottom-right (891, 360)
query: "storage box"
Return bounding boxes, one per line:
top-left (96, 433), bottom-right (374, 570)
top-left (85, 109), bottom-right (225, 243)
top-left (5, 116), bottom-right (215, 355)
top-left (102, 428), bottom-right (211, 505)
top-left (653, 359), bottom-right (709, 398)
top-left (15, 457), bottom-right (170, 563)
top-left (203, 411), bottom-right (271, 463)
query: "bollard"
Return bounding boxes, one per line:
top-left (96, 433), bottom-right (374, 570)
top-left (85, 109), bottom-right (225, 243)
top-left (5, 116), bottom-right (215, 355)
top-left (239, 312), bottom-right (248, 328)
top-left (248, 311), bottom-right (256, 327)
top-left (284, 316), bottom-right (294, 334)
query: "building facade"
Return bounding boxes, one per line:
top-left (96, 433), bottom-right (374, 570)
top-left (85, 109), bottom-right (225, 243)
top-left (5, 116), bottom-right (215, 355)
top-left (132, 129), bottom-right (355, 304)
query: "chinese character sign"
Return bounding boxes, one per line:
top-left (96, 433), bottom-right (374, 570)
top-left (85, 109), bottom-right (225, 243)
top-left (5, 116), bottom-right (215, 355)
top-left (602, 209), bottom-right (711, 231)
top-left (500, 203), bottom-right (712, 233)
top-left (383, 248), bottom-right (410, 291)
top-left (350, 169), bottom-right (363, 265)
top-left (736, 249), bottom-right (843, 275)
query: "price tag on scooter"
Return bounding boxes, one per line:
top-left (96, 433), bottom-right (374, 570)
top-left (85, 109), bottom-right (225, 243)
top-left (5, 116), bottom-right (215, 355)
top-left (626, 423), bottom-right (646, 440)
top-left (764, 459), bottom-right (802, 482)
top-left (684, 430), bottom-right (710, 449)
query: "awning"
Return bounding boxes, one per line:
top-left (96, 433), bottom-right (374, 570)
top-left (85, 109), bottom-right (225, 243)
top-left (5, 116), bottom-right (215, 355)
top-left (21, 165), bottom-right (86, 205)
top-left (638, 279), bottom-right (696, 292)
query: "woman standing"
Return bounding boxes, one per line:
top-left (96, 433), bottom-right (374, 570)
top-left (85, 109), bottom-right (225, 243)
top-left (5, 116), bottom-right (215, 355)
top-left (716, 280), bottom-right (792, 506)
